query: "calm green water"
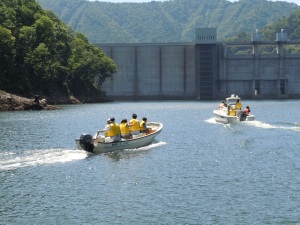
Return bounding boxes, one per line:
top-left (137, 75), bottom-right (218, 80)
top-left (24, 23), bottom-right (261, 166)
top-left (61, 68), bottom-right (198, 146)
top-left (1, 100), bottom-right (300, 224)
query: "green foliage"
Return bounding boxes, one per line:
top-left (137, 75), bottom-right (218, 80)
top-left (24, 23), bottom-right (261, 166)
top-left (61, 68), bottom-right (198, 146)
top-left (0, 0), bottom-right (117, 99)
top-left (261, 10), bottom-right (300, 41)
top-left (36, 0), bottom-right (299, 43)
top-left (0, 26), bottom-right (15, 87)
top-left (226, 9), bottom-right (300, 53)
top-left (0, 26), bottom-right (15, 58)
top-left (261, 9), bottom-right (300, 53)
top-left (67, 33), bottom-right (117, 94)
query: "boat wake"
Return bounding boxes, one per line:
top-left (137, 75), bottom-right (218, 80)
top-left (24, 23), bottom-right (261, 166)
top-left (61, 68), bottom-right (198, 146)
top-left (205, 118), bottom-right (219, 124)
top-left (244, 120), bottom-right (277, 129)
top-left (0, 149), bottom-right (88, 171)
top-left (125, 141), bottom-right (167, 152)
top-left (244, 121), bottom-right (300, 132)
top-left (205, 117), bottom-right (300, 132)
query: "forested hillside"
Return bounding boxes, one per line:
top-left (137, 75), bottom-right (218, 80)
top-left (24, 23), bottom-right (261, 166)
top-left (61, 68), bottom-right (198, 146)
top-left (36, 0), bottom-right (300, 43)
top-left (223, 9), bottom-right (300, 54)
top-left (262, 9), bottom-right (300, 41)
top-left (0, 0), bottom-right (117, 102)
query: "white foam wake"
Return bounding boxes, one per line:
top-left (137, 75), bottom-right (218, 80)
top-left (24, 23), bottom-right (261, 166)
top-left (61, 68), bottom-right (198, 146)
top-left (0, 149), bottom-right (88, 171)
top-left (124, 141), bottom-right (167, 152)
top-left (205, 118), bottom-right (300, 132)
top-left (244, 120), bottom-right (277, 129)
top-left (205, 117), bottom-right (218, 124)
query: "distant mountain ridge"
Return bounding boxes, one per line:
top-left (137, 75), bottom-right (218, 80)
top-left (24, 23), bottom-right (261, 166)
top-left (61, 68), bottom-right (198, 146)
top-left (36, 0), bottom-right (300, 43)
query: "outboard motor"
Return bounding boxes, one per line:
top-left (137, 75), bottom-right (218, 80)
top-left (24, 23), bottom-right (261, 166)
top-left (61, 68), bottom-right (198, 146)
top-left (79, 134), bottom-right (94, 153)
top-left (239, 112), bottom-right (247, 121)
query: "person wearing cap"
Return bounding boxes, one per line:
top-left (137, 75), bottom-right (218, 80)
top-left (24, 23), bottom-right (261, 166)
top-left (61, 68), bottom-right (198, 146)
top-left (130, 113), bottom-right (140, 135)
top-left (96, 119), bottom-right (111, 140)
top-left (105, 117), bottom-right (121, 142)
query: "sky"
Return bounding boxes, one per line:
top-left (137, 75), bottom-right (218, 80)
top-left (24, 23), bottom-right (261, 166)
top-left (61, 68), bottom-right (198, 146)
top-left (88, 0), bottom-right (300, 5)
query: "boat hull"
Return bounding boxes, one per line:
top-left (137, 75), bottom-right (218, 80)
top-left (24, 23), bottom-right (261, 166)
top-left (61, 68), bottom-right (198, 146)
top-left (76, 122), bottom-right (163, 154)
top-left (213, 110), bottom-right (255, 124)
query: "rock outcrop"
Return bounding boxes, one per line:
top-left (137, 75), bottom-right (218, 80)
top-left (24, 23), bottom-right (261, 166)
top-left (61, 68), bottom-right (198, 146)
top-left (0, 91), bottom-right (60, 111)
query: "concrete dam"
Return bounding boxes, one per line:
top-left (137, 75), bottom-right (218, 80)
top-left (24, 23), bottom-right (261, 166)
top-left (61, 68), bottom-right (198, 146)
top-left (95, 28), bottom-right (300, 100)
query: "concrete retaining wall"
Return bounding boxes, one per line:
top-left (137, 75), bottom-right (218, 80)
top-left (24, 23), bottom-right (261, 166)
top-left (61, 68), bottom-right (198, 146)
top-left (96, 42), bottom-right (300, 100)
top-left (99, 44), bottom-right (196, 100)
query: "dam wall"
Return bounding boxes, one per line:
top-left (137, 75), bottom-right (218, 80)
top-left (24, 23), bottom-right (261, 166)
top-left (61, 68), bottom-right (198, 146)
top-left (217, 43), bottom-right (300, 99)
top-left (95, 31), bottom-right (300, 100)
top-left (99, 44), bottom-right (196, 100)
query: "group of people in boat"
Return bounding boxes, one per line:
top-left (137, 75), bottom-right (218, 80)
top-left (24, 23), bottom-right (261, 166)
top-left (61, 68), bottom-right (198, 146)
top-left (96, 113), bottom-right (152, 142)
top-left (219, 99), bottom-right (251, 118)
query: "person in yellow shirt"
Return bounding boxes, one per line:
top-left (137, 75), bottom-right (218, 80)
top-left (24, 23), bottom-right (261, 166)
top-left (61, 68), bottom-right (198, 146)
top-left (130, 113), bottom-right (140, 135)
top-left (120, 119), bottom-right (133, 139)
top-left (235, 99), bottom-right (242, 110)
top-left (140, 117), bottom-right (152, 134)
top-left (229, 106), bottom-right (236, 116)
top-left (99, 117), bottom-right (121, 142)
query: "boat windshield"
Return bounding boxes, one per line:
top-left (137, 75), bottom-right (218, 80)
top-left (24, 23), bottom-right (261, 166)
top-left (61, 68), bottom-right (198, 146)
top-left (226, 97), bottom-right (241, 108)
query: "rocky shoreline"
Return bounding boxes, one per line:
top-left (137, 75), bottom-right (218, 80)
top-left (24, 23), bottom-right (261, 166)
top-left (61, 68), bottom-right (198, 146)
top-left (0, 91), bottom-right (112, 111)
top-left (0, 91), bottom-right (62, 111)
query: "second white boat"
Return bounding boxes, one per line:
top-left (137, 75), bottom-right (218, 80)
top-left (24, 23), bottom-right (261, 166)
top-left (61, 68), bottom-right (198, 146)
top-left (213, 94), bottom-right (255, 124)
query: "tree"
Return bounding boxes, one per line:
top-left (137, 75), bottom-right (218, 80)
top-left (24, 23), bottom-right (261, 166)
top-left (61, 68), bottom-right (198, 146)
top-left (0, 26), bottom-right (15, 89)
top-left (0, 0), bottom-right (117, 100)
top-left (68, 33), bottom-right (117, 96)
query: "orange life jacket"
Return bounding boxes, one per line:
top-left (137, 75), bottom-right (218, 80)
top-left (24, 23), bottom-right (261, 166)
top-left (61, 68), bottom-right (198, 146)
top-left (245, 108), bottom-right (249, 116)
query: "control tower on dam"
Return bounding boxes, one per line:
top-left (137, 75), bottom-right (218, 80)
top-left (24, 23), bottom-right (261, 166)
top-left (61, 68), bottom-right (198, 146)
top-left (95, 28), bottom-right (300, 100)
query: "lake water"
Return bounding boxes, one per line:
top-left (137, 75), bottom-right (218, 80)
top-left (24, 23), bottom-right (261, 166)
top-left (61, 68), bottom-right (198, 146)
top-left (0, 100), bottom-right (300, 224)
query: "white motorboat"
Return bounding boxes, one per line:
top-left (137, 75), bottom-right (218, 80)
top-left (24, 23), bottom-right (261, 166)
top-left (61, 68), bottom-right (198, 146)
top-left (76, 122), bottom-right (163, 154)
top-left (213, 94), bottom-right (255, 124)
